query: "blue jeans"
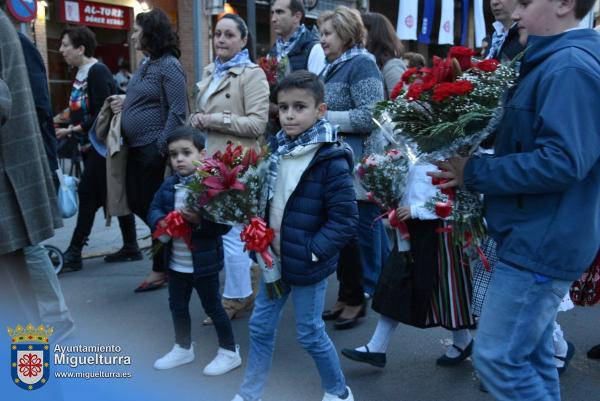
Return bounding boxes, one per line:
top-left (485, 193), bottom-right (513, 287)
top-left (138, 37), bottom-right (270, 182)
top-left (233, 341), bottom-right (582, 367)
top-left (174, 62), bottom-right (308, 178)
top-left (238, 278), bottom-right (346, 401)
top-left (473, 261), bottom-right (571, 401)
top-left (24, 244), bottom-right (73, 325)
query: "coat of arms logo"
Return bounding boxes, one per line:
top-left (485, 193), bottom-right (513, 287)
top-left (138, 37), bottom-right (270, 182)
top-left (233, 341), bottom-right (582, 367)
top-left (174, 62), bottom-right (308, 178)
top-left (7, 324), bottom-right (53, 390)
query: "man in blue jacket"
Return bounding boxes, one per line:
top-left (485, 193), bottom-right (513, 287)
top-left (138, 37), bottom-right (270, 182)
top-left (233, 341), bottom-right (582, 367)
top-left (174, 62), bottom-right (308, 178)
top-left (430, 1), bottom-right (600, 400)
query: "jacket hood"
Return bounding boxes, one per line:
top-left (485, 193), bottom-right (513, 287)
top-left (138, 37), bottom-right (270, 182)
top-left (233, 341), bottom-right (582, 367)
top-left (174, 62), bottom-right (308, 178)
top-left (521, 29), bottom-right (600, 76)
top-left (310, 141), bottom-right (354, 171)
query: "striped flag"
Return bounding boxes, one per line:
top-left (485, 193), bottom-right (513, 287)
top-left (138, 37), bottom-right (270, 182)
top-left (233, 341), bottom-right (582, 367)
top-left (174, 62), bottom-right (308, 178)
top-left (474, 0), bottom-right (487, 47)
top-left (438, 0), bottom-right (455, 45)
top-left (396, 0), bottom-right (419, 40)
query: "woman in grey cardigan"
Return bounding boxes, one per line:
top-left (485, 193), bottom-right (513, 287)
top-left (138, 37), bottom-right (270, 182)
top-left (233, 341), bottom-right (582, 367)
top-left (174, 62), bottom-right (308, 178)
top-left (318, 6), bottom-right (389, 330)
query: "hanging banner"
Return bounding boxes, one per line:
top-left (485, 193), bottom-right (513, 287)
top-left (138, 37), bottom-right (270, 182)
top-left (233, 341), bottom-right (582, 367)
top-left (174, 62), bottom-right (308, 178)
top-left (396, 0), bottom-right (419, 41)
top-left (474, 0), bottom-right (487, 47)
top-left (59, 0), bottom-right (132, 30)
top-left (438, 0), bottom-right (455, 45)
top-left (460, 0), bottom-right (470, 45)
top-left (418, 0), bottom-right (436, 44)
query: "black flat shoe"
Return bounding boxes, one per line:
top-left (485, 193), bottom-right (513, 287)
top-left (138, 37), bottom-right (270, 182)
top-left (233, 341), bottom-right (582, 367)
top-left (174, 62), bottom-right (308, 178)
top-left (334, 304), bottom-right (366, 330)
top-left (587, 344), bottom-right (600, 359)
top-left (341, 346), bottom-right (386, 368)
top-left (322, 307), bottom-right (344, 321)
top-left (557, 341), bottom-right (575, 376)
top-left (436, 340), bottom-right (473, 366)
top-left (104, 247), bottom-right (143, 263)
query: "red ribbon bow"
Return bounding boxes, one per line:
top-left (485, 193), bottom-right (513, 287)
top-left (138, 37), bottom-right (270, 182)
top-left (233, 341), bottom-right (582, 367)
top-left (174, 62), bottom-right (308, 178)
top-left (240, 217), bottom-right (275, 267)
top-left (387, 209), bottom-right (410, 240)
top-left (152, 211), bottom-right (193, 251)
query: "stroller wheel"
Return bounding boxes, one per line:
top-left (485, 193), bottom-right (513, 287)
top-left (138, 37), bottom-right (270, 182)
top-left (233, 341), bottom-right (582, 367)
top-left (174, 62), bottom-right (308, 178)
top-left (44, 245), bottom-right (64, 275)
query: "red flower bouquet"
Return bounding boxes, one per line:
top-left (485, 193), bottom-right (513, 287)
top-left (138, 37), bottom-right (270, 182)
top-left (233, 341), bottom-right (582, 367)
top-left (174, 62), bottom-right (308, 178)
top-left (381, 45), bottom-right (519, 158)
top-left (379, 46), bottom-right (521, 267)
top-left (258, 56), bottom-right (288, 89)
top-left (186, 143), bottom-right (285, 298)
top-left (356, 149), bottom-right (411, 239)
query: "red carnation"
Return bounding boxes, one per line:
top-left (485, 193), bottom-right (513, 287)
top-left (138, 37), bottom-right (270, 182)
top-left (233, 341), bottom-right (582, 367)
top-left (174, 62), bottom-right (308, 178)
top-left (390, 81), bottom-right (404, 101)
top-left (435, 201), bottom-right (453, 219)
top-left (430, 56), bottom-right (455, 83)
top-left (432, 80), bottom-right (474, 102)
top-left (448, 46), bottom-right (476, 71)
top-left (406, 83), bottom-right (425, 101)
top-left (474, 58), bottom-right (500, 72)
top-left (401, 67), bottom-right (419, 84)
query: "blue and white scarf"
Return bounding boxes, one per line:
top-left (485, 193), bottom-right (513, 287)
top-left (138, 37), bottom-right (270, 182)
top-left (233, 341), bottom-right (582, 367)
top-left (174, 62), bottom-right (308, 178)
top-left (274, 24), bottom-right (306, 61)
top-left (213, 49), bottom-right (254, 80)
top-left (319, 45), bottom-right (375, 80)
top-left (267, 119), bottom-right (338, 199)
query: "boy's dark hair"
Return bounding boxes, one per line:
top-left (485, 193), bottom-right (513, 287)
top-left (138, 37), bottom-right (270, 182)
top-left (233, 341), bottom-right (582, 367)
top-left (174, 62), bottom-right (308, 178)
top-left (167, 126), bottom-right (206, 152)
top-left (403, 52), bottom-right (426, 69)
top-left (575, 0), bottom-right (596, 19)
top-left (61, 26), bottom-right (97, 57)
top-left (135, 8), bottom-right (181, 59)
top-left (275, 70), bottom-right (324, 105)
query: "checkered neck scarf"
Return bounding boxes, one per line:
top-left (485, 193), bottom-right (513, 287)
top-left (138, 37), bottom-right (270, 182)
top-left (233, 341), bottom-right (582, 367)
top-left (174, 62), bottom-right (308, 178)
top-left (267, 118), bottom-right (338, 199)
top-left (275, 24), bottom-right (306, 61)
top-left (319, 46), bottom-right (375, 80)
top-left (213, 49), bottom-right (253, 79)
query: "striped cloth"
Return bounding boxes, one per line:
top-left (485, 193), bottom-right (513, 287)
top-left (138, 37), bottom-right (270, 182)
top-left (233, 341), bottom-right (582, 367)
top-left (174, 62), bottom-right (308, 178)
top-left (470, 237), bottom-right (498, 317)
top-left (168, 183), bottom-right (193, 273)
top-left (426, 222), bottom-right (476, 330)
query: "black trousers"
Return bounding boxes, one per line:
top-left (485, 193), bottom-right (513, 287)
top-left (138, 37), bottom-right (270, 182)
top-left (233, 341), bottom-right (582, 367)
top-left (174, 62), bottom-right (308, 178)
top-left (336, 238), bottom-right (365, 306)
top-left (168, 270), bottom-right (235, 351)
top-left (70, 149), bottom-right (137, 248)
top-left (126, 143), bottom-right (166, 272)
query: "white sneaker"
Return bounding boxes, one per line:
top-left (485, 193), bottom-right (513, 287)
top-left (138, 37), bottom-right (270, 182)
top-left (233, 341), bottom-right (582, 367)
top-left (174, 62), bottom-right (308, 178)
top-left (153, 343), bottom-right (195, 369)
top-left (322, 386), bottom-right (354, 401)
top-left (203, 344), bottom-right (242, 376)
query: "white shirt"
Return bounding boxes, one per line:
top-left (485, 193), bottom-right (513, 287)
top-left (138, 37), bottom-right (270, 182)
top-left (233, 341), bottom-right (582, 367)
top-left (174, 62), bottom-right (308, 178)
top-left (307, 44), bottom-right (326, 76)
top-left (169, 183), bottom-right (194, 274)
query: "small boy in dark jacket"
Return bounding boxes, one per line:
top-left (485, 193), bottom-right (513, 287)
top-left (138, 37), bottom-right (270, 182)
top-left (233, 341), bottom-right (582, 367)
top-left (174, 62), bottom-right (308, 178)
top-left (232, 71), bottom-right (359, 401)
top-left (149, 127), bottom-right (241, 376)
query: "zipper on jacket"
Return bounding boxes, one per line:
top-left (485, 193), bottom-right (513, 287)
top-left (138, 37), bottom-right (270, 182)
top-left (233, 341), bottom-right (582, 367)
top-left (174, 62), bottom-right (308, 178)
top-left (515, 141), bottom-right (524, 209)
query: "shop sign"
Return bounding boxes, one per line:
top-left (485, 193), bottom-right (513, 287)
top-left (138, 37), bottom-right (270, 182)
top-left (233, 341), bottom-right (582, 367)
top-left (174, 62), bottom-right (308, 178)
top-left (59, 0), bottom-right (132, 30)
top-left (7, 0), bottom-right (37, 23)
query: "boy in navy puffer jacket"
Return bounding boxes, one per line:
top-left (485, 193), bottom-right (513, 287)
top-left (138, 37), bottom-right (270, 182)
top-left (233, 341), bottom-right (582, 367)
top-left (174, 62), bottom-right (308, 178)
top-left (148, 127), bottom-right (242, 377)
top-left (232, 71), bottom-right (358, 401)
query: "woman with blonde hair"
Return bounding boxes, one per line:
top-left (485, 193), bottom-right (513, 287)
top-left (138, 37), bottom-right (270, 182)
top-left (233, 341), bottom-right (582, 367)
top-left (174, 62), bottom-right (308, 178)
top-left (318, 6), bottom-right (389, 330)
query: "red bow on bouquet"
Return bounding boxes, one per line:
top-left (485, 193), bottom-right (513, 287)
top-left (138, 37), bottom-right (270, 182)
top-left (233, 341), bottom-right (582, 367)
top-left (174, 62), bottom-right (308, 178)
top-left (240, 217), bottom-right (275, 267)
top-left (152, 211), bottom-right (193, 251)
top-left (386, 208), bottom-right (410, 240)
top-left (367, 192), bottom-right (411, 240)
